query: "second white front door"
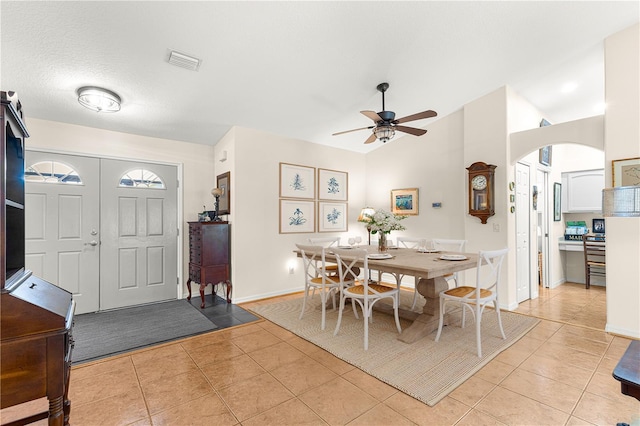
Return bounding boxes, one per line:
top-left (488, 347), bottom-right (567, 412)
top-left (100, 159), bottom-right (178, 310)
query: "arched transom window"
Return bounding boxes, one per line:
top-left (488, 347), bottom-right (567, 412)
top-left (25, 161), bottom-right (82, 184)
top-left (119, 169), bottom-right (165, 189)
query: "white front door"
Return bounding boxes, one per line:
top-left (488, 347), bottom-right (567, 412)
top-left (25, 152), bottom-right (100, 314)
top-left (100, 159), bottom-right (178, 310)
top-left (516, 162), bottom-right (531, 303)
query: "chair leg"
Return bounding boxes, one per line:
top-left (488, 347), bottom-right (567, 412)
top-left (476, 306), bottom-right (482, 358)
top-left (393, 295), bottom-right (402, 333)
top-left (299, 286), bottom-right (310, 320)
top-left (494, 300), bottom-right (506, 339)
top-left (333, 294), bottom-right (346, 336)
top-left (435, 296), bottom-right (445, 342)
top-left (363, 301), bottom-right (369, 351)
top-left (320, 290), bottom-right (327, 330)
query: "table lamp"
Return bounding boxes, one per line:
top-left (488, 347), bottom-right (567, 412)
top-left (358, 207), bottom-right (375, 245)
top-left (211, 187), bottom-right (224, 221)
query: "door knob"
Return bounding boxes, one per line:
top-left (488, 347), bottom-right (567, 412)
top-left (84, 240), bottom-right (98, 246)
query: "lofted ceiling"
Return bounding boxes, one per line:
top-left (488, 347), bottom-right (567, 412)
top-left (1, 1), bottom-right (638, 154)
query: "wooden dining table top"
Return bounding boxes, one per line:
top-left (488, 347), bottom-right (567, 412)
top-left (296, 245), bottom-right (478, 280)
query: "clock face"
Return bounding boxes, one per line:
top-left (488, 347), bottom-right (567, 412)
top-left (472, 175), bottom-right (487, 191)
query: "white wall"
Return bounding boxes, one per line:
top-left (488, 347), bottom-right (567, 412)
top-left (604, 23), bottom-right (640, 338)
top-left (24, 117), bottom-right (216, 297)
top-left (225, 127), bottom-right (366, 302)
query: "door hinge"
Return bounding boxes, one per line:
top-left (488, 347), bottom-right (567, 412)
top-left (177, 228), bottom-right (179, 236)
top-left (177, 179), bottom-right (179, 188)
top-left (177, 277), bottom-right (180, 285)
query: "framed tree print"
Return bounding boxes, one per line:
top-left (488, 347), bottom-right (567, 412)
top-left (280, 199), bottom-right (315, 234)
top-left (318, 202), bottom-right (348, 232)
top-left (318, 168), bottom-right (348, 201)
top-left (280, 163), bottom-right (315, 199)
top-left (216, 172), bottom-right (230, 215)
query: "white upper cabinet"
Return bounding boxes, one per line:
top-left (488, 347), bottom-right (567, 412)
top-left (561, 169), bottom-right (605, 213)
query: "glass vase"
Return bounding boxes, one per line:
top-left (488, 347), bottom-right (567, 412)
top-left (378, 232), bottom-right (388, 253)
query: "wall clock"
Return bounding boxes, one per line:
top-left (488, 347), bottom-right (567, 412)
top-left (467, 161), bottom-right (496, 224)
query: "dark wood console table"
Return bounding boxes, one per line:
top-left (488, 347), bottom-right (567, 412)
top-left (186, 221), bottom-right (232, 308)
top-left (613, 340), bottom-right (640, 401)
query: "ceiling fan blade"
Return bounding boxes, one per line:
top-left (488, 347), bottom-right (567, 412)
top-left (395, 125), bottom-right (427, 136)
top-left (361, 110), bottom-right (383, 122)
top-left (332, 126), bottom-right (374, 136)
top-left (394, 110), bottom-right (437, 124)
top-left (364, 133), bottom-right (377, 144)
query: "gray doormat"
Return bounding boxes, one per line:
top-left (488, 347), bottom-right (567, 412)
top-left (72, 299), bottom-right (218, 364)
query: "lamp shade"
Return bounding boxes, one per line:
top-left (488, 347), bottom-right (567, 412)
top-left (358, 207), bottom-right (375, 222)
top-left (211, 187), bottom-right (224, 197)
top-left (77, 86), bottom-right (121, 112)
top-left (602, 186), bottom-right (640, 217)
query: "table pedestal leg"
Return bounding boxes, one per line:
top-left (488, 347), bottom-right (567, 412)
top-left (397, 276), bottom-right (450, 344)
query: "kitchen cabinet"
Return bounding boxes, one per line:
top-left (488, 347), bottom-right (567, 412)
top-left (561, 169), bottom-right (605, 213)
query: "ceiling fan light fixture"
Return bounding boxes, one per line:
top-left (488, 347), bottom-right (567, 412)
top-left (77, 86), bottom-right (121, 113)
top-left (374, 125), bottom-right (395, 143)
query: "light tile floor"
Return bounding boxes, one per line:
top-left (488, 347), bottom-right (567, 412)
top-left (3, 283), bottom-right (639, 425)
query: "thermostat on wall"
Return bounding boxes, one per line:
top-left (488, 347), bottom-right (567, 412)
top-left (432, 202), bottom-right (442, 208)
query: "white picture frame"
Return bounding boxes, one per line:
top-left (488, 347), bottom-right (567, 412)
top-left (280, 163), bottom-right (315, 199)
top-left (318, 168), bottom-right (348, 201)
top-left (318, 202), bottom-right (348, 232)
top-left (280, 199), bottom-right (315, 234)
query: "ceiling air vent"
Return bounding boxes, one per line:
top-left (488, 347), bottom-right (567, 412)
top-left (168, 50), bottom-right (201, 71)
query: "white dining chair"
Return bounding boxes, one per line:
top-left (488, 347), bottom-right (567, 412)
top-left (435, 248), bottom-right (508, 357)
top-left (396, 237), bottom-right (428, 310)
top-left (332, 247), bottom-right (402, 350)
top-left (432, 238), bottom-right (467, 288)
top-left (308, 236), bottom-right (341, 275)
top-left (296, 244), bottom-right (343, 330)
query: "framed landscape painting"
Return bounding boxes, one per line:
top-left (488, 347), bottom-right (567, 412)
top-left (318, 202), bottom-right (348, 232)
top-left (391, 188), bottom-right (419, 215)
top-left (280, 163), bottom-right (315, 199)
top-left (216, 172), bottom-right (230, 215)
top-left (318, 168), bottom-right (348, 201)
top-left (280, 199), bottom-right (315, 234)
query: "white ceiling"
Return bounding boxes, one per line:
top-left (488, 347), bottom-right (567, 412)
top-left (2, 1), bottom-right (638, 154)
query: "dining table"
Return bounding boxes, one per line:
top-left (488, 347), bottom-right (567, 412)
top-left (295, 245), bottom-right (479, 344)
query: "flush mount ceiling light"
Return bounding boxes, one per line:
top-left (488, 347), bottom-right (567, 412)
top-left (77, 86), bottom-right (121, 113)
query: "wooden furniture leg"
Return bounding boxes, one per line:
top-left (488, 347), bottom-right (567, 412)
top-left (224, 280), bottom-right (232, 303)
top-left (397, 276), bottom-right (450, 344)
top-left (186, 278), bottom-right (192, 301)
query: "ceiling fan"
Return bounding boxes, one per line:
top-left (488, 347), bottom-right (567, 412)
top-left (333, 82), bottom-right (437, 144)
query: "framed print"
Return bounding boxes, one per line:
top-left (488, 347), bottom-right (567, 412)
top-left (592, 218), bottom-right (605, 234)
top-left (318, 168), bottom-right (348, 201)
top-left (539, 146), bottom-right (552, 167)
top-left (216, 172), bottom-right (230, 215)
top-left (553, 182), bottom-right (562, 222)
top-left (318, 202), bottom-right (347, 232)
top-left (280, 199), bottom-right (315, 234)
top-left (280, 163), bottom-right (315, 199)
top-left (612, 157), bottom-right (640, 187)
top-left (391, 188), bottom-right (419, 215)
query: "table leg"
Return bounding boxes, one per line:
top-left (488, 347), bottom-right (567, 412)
top-left (186, 278), bottom-right (192, 301)
top-left (397, 276), bottom-right (450, 344)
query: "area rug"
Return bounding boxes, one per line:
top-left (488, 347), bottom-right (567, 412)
top-left (72, 299), bottom-right (218, 364)
top-left (249, 292), bottom-right (538, 406)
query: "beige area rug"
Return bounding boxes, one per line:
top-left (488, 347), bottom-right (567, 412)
top-left (250, 292), bottom-right (539, 406)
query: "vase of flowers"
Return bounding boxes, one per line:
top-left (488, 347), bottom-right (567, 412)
top-left (358, 209), bottom-right (407, 252)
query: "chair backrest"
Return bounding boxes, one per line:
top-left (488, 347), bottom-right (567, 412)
top-left (583, 234), bottom-right (606, 265)
top-left (308, 237), bottom-right (341, 247)
top-left (331, 247), bottom-right (370, 290)
top-left (296, 244), bottom-right (334, 284)
top-left (474, 248), bottom-right (508, 299)
top-left (433, 238), bottom-right (467, 253)
top-left (397, 237), bottom-right (427, 249)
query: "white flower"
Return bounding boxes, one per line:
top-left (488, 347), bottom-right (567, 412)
top-left (359, 208), bottom-right (406, 234)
